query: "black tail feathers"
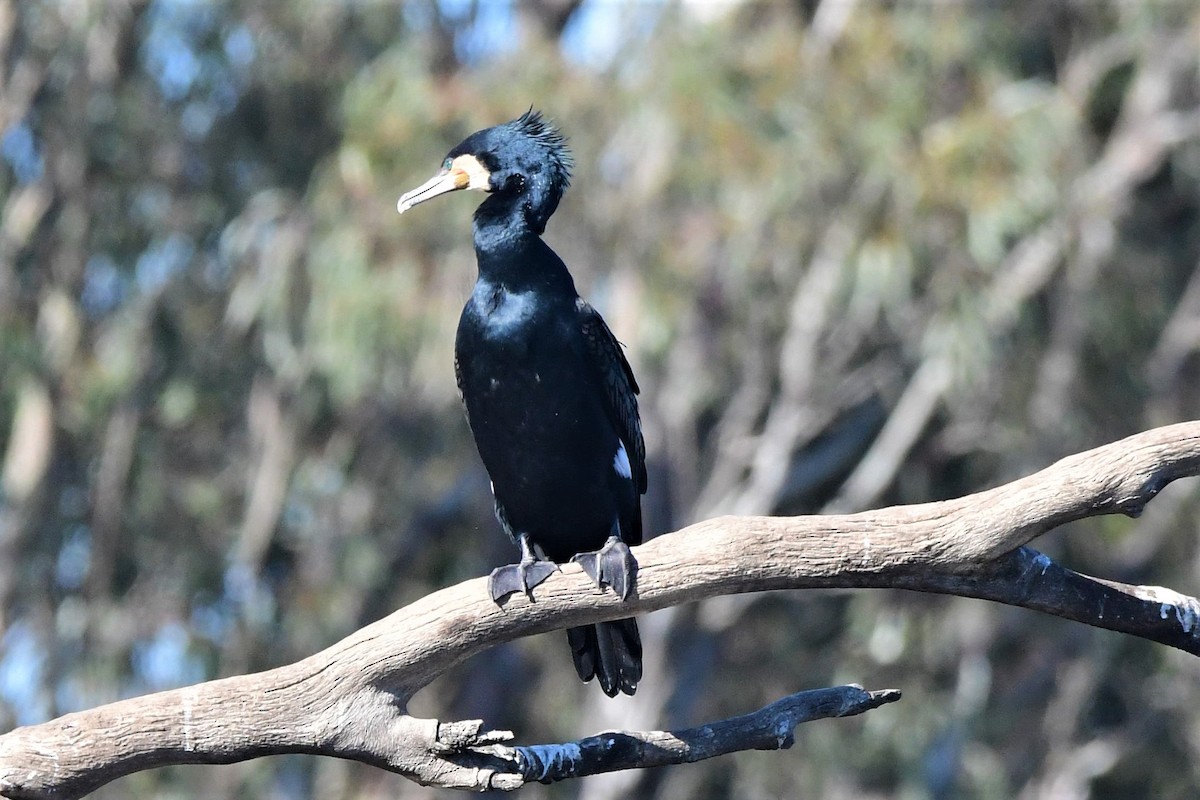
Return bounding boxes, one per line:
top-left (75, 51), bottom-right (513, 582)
top-left (566, 618), bottom-right (642, 697)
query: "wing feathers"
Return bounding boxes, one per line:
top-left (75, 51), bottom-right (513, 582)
top-left (577, 299), bottom-right (647, 494)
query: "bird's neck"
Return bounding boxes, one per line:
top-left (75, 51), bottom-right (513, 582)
top-left (472, 199), bottom-right (575, 294)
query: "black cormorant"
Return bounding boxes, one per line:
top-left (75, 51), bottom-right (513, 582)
top-left (397, 110), bottom-right (645, 697)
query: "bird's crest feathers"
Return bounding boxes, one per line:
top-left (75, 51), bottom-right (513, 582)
top-left (508, 108), bottom-right (573, 190)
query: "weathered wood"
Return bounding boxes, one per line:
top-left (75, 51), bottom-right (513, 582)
top-left (512, 686), bottom-right (901, 783)
top-left (1, 422), bottom-right (1198, 798)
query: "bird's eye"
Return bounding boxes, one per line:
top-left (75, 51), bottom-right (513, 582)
top-left (442, 157), bottom-right (454, 171)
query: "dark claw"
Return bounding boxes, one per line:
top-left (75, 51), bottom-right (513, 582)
top-left (488, 560), bottom-right (559, 602)
top-left (573, 536), bottom-right (637, 600)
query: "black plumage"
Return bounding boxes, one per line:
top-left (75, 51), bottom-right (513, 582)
top-left (397, 110), bottom-right (645, 697)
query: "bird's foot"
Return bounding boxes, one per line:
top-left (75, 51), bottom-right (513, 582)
top-left (572, 536), bottom-right (637, 600)
top-left (488, 559), bottom-right (559, 602)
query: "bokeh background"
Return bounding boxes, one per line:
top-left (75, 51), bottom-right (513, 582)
top-left (2, 1), bottom-right (1200, 797)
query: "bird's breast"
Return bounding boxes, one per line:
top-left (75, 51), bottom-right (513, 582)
top-left (471, 282), bottom-right (540, 341)
top-left (456, 287), bottom-right (589, 427)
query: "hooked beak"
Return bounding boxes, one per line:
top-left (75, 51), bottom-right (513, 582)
top-left (396, 169), bottom-right (468, 214)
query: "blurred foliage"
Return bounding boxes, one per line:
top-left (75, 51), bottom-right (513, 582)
top-left (2, 0), bottom-right (1200, 798)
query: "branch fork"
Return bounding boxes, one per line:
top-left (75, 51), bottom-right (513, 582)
top-left (2, 422), bottom-right (1199, 798)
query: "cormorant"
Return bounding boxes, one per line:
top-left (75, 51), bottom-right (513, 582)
top-left (397, 110), bottom-right (645, 697)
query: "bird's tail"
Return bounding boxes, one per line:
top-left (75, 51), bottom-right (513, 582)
top-left (566, 618), bottom-right (642, 697)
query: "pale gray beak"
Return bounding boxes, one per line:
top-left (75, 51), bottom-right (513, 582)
top-left (397, 171), bottom-right (465, 214)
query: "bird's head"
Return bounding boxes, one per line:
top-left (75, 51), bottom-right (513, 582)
top-left (397, 109), bottom-right (572, 234)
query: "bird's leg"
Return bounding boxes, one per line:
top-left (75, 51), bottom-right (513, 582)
top-left (572, 521), bottom-right (637, 600)
top-left (488, 533), bottom-right (559, 602)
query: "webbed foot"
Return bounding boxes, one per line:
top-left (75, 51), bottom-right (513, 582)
top-left (488, 557), bottom-right (558, 602)
top-left (573, 535), bottom-right (637, 600)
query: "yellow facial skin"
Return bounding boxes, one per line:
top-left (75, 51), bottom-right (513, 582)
top-left (397, 154), bottom-right (491, 214)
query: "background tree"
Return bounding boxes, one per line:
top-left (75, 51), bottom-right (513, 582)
top-left (1, 1), bottom-right (1199, 797)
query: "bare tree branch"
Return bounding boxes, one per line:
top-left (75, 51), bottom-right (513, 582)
top-left (510, 685), bottom-right (899, 784)
top-left (1, 422), bottom-right (1199, 798)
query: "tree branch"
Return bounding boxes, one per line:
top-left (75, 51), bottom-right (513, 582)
top-left (2, 422), bottom-right (1199, 798)
top-left (510, 685), bottom-right (900, 784)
